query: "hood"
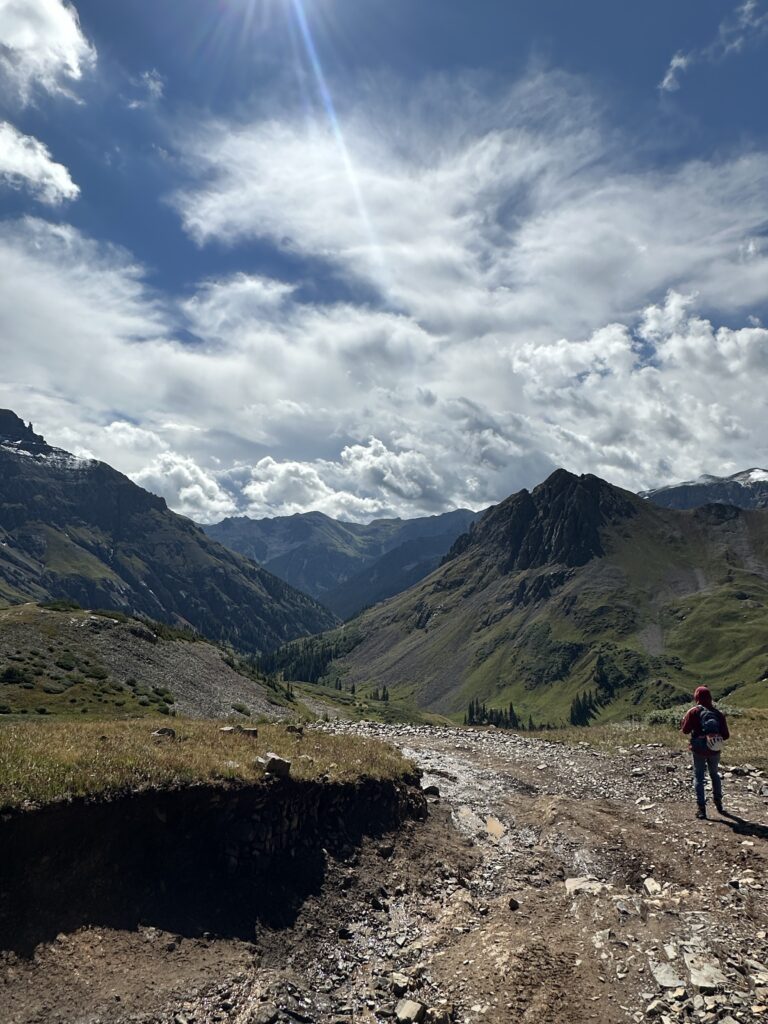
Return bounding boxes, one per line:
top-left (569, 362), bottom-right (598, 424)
top-left (694, 685), bottom-right (713, 708)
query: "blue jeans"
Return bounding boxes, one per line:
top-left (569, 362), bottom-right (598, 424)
top-left (692, 752), bottom-right (722, 808)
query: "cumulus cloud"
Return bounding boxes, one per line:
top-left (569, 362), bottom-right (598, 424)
top-left (0, 120), bottom-right (79, 203)
top-left (131, 452), bottom-right (237, 522)
top-left (660, 0), bottom-right (768, 92)
top-left (0, 0), bottom-right (95, 103)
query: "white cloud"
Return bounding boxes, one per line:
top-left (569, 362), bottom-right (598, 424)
top-left (173, 73), bottom-right (768, 346)
top-left (0, 120), bottom-right (79, 203)
top-left (659, 51), bottom-right (691, 93)
top-left (126, 68), bottom-right (164, 110)
top-left (131, 451), bottom-right (238, 522)
top-left (660, 0), bottom-right (768, 92)
top-left (2, 69), bottom-right (768, 523)
top-left (0, 0), bottom-right (95, 103)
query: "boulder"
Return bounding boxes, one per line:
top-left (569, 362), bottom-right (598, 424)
top-left (151, 727), bottom-right (176, 739)
top-left (395, 999), bottom-right (426, 1023)
top-left (258, 752), bottom-right (291, 778)
top-left (650, 961), bottom-right (686, 989)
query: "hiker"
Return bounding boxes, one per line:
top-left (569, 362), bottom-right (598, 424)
top-left (680, 685), bottom-right (729, 819)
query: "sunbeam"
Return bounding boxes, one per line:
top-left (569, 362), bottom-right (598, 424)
top-left (288, 0), bottom-right (387, 287)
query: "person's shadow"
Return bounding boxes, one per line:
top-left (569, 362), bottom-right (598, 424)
top-left (715, 810), bottom-right (768, 840)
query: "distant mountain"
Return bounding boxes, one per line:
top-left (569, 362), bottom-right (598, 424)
top-left (204, 507), bottom-right (480, 618)
top-left (643, 469), bottom-right (768, 510)
top-left (270, 469), bottom-right (768, 723)
top-left (0, 411), bottom-right (337, 653)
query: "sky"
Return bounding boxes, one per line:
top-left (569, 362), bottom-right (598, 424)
top-left (1, 0), bottom-right (767, 524)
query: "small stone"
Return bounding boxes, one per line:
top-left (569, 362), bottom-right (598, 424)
top-left (423, 785), bottom-right (440, 798)
top-left (643, 878), bottom-right (662, 897)
top-left (508, 896), bottom-right (520, 911)
top-left (392, 972), bottom-right (410, 996)
top-left (395, 999), bottom-right (426, 1023)
top-left (151, 727), bottom-right (176, 739)
top-left (565, 877), bottom-right (608, 895)
top-left (240, 727), bottom-right (259, 738)
top-left (650, 961), bottom-right (685, 989)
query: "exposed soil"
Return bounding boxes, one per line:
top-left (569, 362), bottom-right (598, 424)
top-left (3, 725), bottom-right (768, 1024)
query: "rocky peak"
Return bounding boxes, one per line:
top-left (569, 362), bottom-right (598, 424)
top-left (455, 469), bottom-right (639, 572)
top-left (0, 410), bottom-right (47, 450)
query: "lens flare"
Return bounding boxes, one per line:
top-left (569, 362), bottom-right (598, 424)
top-left (288, 0), bottom-right (385, 284)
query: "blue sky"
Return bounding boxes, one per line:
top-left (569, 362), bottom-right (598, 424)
top-left (1, 0), bottom-right (767, 522)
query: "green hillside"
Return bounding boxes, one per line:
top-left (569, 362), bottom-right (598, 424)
top-left (268, 471), bottom-right (768, 725)
top-left (0, 410), bottom-right (337, 654)
top-left (0, 602), bottom-right (287, 720)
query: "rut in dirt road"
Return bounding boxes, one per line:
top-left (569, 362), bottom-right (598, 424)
top-left (318, 722), bottom-right (768, 1023)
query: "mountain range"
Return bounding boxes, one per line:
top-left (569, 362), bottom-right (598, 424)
top-left (0, 411), bottom-right (336, 654)
top-left (269, 469), bottom-right (768, 723)
top-left (643, 469), bottom-right (768, 511)
top-left (204, 507), bottom-right (479, 619)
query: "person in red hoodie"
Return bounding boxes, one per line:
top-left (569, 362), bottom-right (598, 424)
top-left (681, 685), bottom-right (730, 819)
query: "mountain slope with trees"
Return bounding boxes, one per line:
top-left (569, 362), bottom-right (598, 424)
top-left (0, 411), bottom-right (337, 654)
top-left (270, 470), bottom-right (768, 724)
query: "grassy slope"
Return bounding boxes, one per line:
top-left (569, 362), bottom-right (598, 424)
top-left (0, 719), bottom-right (413, 810)
top-left (281, 499), bottom-right (768, 725)
top-left (0, 604), bottom-right (289, 721)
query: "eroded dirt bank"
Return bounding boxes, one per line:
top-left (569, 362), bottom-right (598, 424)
top-left (3, 725), bottom-right (768, 1024)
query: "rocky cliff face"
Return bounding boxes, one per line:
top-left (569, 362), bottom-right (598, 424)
top-left (0, 411), bottom-right (337, 653)
top-left (449, 469), bottom-right (639, 573)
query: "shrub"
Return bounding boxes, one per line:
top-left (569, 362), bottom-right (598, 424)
top-left (1, 666), bottom-right (32, 685)
top-left (231, 703), bottom-right (251, 717)
top-left (85, 666), bottom-right (109, 680)
top-left (55, 656), bottom-right (76, 671)
top-left (39, 599), bottom-right (81, 612)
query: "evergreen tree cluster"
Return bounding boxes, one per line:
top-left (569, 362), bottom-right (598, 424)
top-left (371, 685), bottom-right (390, 702)
top-left (569, 689), bottom-right (599, 726)
top-left (464, 697), bottom-right (536, 730)
top-left (257, 631), bottom-right (361, 684)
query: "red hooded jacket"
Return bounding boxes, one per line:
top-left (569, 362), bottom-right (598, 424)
top-left (681, 686), bottom-right (729, 754)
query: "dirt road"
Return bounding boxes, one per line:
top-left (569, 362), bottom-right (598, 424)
top-left (4, 724), bottom-right (768, 1024)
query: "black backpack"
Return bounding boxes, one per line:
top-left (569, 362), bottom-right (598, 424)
top-left (696, 705), bottom-right (724, 752)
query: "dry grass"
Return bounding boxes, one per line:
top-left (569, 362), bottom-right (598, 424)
top-left (537, 707), bottom-right (768, 772)
top-left (0, 719), bottom-right (413, 810)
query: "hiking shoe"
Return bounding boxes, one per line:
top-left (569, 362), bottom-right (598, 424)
top-left (696, 807), bottom-right (707, 819)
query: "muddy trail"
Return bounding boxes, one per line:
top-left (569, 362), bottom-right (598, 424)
top-left (4, 725), bottom-right (768, 1024)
